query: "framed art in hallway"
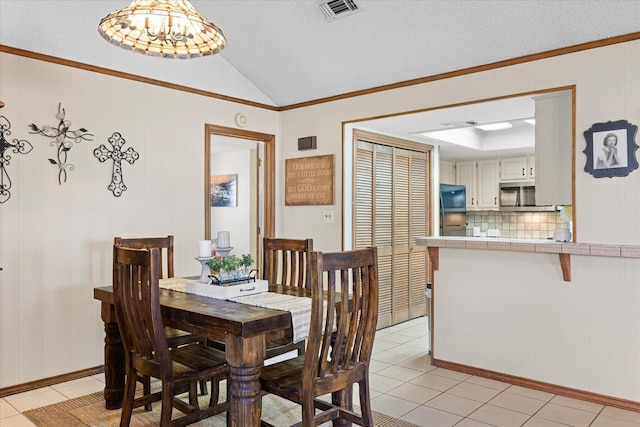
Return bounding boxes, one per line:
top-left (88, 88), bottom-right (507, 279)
top-left (210, 174), bottom-right (237, 207)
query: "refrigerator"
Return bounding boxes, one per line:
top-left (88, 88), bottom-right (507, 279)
top-left (439, 183), bottom-right (467, 236)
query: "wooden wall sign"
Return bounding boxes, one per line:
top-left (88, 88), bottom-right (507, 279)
top-left (285, 154), bottom-right (334, 206)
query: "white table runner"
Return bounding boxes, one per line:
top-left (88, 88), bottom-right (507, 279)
top-left (159, 277), bottom-right (312, 343)
top-left (229, 292), bottom-right (311, 343)
top-left (159, 277), bottom-right (190, 291)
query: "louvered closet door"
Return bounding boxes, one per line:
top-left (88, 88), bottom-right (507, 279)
top-left (408, 150), bottom-right (429, 319)
top-left (355, 140), bottom-right (429, 328)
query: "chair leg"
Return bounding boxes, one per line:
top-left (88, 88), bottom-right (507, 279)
top-left (301, 393), bottom-right (316, 426)
top-left (141, 374), bottom-right (152, 411)
top-left (358, 378), bottom-right (374, 427)
top-left (188, 382), bottom-right (199, 407)
top-left (120, 367), bottom-right (138, 427)
top-left (199, 379), bottom-right (208, 395)
top-left (159, 380), bottom-right (174, 427)
top-left (208, 375), bottom-right (221, 406)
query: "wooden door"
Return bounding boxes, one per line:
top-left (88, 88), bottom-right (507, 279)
top-left (354, 135), bottom-right (431, 328)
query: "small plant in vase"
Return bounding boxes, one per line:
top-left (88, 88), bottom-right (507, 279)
top-left (207, 253), bottom-right (255, 285)
top-left (241, 254), bottom-right (254, 276)
top-left (222, 255), bottom-right (242, 279)
top-left (207, 257), bottom-right (223, 275)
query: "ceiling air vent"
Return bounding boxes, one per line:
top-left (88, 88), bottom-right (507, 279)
top-left (317, 0), bottom-right (361, 22)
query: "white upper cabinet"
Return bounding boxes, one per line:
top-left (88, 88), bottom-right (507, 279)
top-left (527, 154), bottom-right (535, 179)
top-left (477, 159), bottom-right (500, 209)
top-left (500, 156), bottom-right (528, 181)
top-left (455, 160), bottom-right (477, 209)
top-left (534, 91), bottom-right (572, 205)
top-left (500, 155), bottom-right (535, 181)
top-left (439, 159), bottom-right (455, 184)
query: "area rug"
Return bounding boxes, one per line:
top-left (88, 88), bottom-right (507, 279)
top-left (23, 389), bottom-right (422, 427)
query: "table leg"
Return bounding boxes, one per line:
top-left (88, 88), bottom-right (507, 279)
top-left (100, 302), bottom-right (125, 410)
top-left (225, 334), bottom-right (266, 427)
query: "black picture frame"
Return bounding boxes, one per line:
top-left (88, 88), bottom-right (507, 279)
top-left (583, 120), bottom-right (638, 178)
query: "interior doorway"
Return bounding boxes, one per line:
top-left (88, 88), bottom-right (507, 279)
top-left (204, 124), bottom-right (275, 270)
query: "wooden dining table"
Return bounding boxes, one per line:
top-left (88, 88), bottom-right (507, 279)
top-left (93, 283), bottom-right (309, 427)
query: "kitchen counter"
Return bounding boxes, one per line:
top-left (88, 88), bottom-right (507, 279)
top-left (416, 236), bottom-right (640, 281)
top-left (416, 236), bottom-right (640, 407)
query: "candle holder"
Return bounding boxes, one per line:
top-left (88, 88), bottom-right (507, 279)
top-left (215, 246), bottom-right (233, 257)
top-left (195, 256), bottom-right (213, 283)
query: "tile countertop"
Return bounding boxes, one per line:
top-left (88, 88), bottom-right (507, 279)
top-left (415, 236), bottom-right (640, 258)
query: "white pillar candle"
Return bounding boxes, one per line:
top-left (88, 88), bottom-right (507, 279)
top-left (217, 231), bottom-right (230, 248)
top-left (198, 240), bottom-right (212, 257)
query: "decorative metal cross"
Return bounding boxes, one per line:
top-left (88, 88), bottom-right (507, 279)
top-left (94, 132), bottom-right (139, 197)
top-left (29, 103), bottom-right (93, 185)
top-left (0, 116), bottom-right (33, 204)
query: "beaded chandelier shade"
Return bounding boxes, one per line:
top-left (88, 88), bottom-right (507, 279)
top-left (98, 0), bottom-right (226, 59)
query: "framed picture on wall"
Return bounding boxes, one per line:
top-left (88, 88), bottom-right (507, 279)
top-left (210, 174), bottom-right (237, 207)
top-left (583, 120), bottom-right (638, 178)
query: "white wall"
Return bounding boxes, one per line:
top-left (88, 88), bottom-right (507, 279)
top-left (0, 52), bottom-right (279, 387)
top-left (277, 40), bottom-right (640, 402)
top-left (210, 148), bottom-right (254, 257)
top-left (435, 249), bottom-right (640, 402)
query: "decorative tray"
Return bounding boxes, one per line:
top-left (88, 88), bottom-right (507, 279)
top-left (185, 279), bottom-right (269, 299)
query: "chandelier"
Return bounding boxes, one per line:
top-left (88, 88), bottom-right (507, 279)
top-left (98, 0), bottom-right (226, 59)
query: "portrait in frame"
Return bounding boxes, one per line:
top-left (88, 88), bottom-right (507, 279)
top-left (210, 174), bottom-right (237, 207)
top-left (583, 120), bottom-right (638, 178)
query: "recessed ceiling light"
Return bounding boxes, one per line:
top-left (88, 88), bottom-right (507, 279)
top-left (525, 118), bottom-right (536, 125)
top-left (476, 122), bottom-right (513, 131)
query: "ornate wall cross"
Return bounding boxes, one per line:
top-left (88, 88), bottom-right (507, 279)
top-left (29, 103), bottom-right (93, 185)
top-left (0, 116), bottom-right (33, 203)
top-left (94, 132), bottom-right (139, 197)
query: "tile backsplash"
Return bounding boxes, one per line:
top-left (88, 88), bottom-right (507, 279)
top-left (466, 211), bottom-right (566, 239)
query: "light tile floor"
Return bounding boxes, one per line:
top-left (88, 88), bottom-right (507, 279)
top-left (1, 317), bottom-right (639, 426)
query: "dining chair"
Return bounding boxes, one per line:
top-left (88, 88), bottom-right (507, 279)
top-left (259, 247), bottom-right (379, 427)
top-left (113, 236), bottom-right (210, 399)
top-left (262, 237), bottom-right (314, 358)
top-left (112, 246), bottom-right (229, 427)
top-left (263, 237), bottom-right (313, 289)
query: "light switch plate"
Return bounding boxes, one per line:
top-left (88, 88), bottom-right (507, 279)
top-left (323, 210), bottom-right (334, 223)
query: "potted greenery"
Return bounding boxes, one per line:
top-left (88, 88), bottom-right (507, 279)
top-left (207, 253), bottom-right (255, 284)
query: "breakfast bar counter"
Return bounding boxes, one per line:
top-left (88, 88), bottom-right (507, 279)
top-left (415, 235), bottom-right (640, 410)
top-left (416, 236), bottom-right (640, 282)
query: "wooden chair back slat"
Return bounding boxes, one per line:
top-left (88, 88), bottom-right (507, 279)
top-left (262, 237), bottom-right (313, 288)
top-left (114, 235), bottom-right (174, 279)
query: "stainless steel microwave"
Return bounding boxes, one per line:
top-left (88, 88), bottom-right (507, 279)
top-left (499, 182), bottom-right (555, 211)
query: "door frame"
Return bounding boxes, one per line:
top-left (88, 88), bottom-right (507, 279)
top-left (204, 124), bottom-right (275, 242)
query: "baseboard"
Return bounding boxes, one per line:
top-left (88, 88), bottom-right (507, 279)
top-left (433, 358), bottom-right (639, 412)
top-left (0, 366), bottom-right (104, 398)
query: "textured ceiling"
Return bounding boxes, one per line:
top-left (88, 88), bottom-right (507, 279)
top-left (1, 0), bottom-right (640, 107)
top-left (1, 1), bottom-right (639, 159)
